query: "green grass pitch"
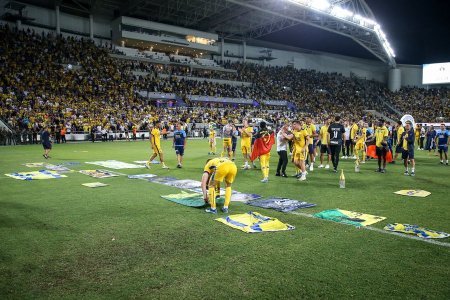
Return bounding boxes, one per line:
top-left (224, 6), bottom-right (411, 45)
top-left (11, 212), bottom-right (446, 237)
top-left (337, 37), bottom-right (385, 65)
top-left (1, 139), bottom-right (449, 299)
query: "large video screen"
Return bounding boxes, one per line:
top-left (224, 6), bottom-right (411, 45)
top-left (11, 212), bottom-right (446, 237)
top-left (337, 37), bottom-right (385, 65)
top-left (422, 62), bottom-right (450, 85)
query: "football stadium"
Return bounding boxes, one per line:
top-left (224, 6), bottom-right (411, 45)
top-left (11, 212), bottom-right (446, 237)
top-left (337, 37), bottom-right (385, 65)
top-left (1, 0), bottom-right (449, 298)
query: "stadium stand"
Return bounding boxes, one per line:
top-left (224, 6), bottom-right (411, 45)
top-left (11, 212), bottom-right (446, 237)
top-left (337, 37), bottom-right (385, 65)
top-left (0, 24), bottom-right (448, 144)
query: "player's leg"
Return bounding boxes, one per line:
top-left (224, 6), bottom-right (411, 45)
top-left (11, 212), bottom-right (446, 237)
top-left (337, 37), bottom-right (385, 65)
top-left (382, 148), bottom-right (387, 172)
top-left (276, 151), bottom-right (282, 176)
top-left (222, 165), bottom-right (236, 212)
top-left (205, 179), bottom-right (218, 213)
top-left (260, 153), bottom-right (268, 182)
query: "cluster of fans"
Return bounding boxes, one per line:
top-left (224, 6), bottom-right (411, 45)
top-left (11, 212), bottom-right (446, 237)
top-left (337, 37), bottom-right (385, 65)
top-left (0, 24), bottom-right (449, 144)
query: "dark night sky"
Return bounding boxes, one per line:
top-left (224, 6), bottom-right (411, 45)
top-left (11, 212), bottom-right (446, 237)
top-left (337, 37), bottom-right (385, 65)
top-left (260, 0), bottom-right (450, 65)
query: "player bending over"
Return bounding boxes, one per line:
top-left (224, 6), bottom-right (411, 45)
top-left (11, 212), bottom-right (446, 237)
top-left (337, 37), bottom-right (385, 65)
top-left (201, 157), bottom-right (237, 214)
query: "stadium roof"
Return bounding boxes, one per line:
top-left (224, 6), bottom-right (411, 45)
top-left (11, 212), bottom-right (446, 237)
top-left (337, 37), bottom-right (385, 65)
top-left (12, 0), bottom-right (399, 66)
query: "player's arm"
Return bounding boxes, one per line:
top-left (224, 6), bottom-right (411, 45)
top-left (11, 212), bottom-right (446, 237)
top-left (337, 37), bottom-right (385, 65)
top-left (283, 132), bottom-right (294, 140)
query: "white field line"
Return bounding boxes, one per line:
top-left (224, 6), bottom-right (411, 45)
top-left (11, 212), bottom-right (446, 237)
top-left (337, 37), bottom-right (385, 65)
top-left (289, 211), bottom-right (450, 248)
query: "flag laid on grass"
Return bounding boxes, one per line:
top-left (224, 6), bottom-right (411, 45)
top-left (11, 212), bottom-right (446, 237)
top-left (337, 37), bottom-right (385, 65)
top-left (63, 162), bottom-right (81, 166)
top-left (128, 174), bottom-right (157, 179)
top-left (82, 182), bottom-right (109, 188)
top-left (163, 179), bottom-right (202, 189)
top-left (314, 209), bottom-right (386, 227)
top-left (216, 212), bottom-right (295, 233)
top-left (147, 176), bottom-right (178, 184)
top-left (247, 198), bottom-right (317, 212)
top-left (161, 191), bottom-right (224, 207)
top-left (384, 223), bottom-right (449, 239)
top-left (79, 169), bottom-right (120, 178)
top-left (250, 131), bottom-right (275, 161)
top-left (133, 160), bottom-right (160, 164)
top-left (5, 170), bottom-right (67, 180)
top-left (366, 145), bottom-right (393, 162)
top-left (85, 160), bottom-right (144, 169)
top-left (188, 187), bottom-right (261, 203)
top-left (44, 164), bottom-right (72, 172)
top-left (23, 162), bottom-right (47, 168)
top-left (394, 190), bottom-right (431, 197)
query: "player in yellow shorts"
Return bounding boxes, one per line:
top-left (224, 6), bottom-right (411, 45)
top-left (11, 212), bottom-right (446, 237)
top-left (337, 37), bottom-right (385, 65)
top-left (239, 119), bottom-right (253, 169)
top-left (208, 126), bottom-right (216, 155)
top-left (221, 120), bottom-right (233, 159)
top-left (147, 121), bottom-right (168, 169)
top-left (201, 157), bottom-right (237, 214)
top-left (286, 120), bottom-right (309, 181)
top-left (354, 121), bottom-right (367, 164)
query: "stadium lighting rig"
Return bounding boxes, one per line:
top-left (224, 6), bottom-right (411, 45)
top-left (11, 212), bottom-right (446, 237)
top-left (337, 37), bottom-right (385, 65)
top-left (285, 0), bottom-right (396, 58)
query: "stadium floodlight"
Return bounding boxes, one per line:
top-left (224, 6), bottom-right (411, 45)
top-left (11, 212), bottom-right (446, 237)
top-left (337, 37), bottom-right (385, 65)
top-left (310, 0), bottom-right (330, 11)
top-left (330, 6), bottom-right (353, 19)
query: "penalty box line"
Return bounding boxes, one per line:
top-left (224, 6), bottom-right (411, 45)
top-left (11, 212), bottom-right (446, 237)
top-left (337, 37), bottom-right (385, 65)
top-left (289, 211), bottom-right (450, 248)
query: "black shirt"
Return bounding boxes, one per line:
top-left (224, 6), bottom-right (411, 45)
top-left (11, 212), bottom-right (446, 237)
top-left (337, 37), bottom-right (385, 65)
top-left (327, 122), bottom-right (345, 145)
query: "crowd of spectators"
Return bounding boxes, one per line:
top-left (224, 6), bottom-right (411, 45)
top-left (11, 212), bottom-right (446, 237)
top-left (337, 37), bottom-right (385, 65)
top-left (1, 24), bottom-right (448, 145)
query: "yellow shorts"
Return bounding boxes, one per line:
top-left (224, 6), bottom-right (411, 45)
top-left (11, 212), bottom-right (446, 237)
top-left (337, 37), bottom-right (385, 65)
top-left (209, 139), bottom-right (216, 145)
top-left (223, 138), bottom-right (232, 147)
top-left (294, 149), bottom-right (306, 161)
top-left (355, 142), bottom-right (365, 151)
top-left (241, 142), bottom-right (251, 154)
top-left (213, 162), bottom-right (237, 184)
top-left (152, 144), bottom-right (162, 154)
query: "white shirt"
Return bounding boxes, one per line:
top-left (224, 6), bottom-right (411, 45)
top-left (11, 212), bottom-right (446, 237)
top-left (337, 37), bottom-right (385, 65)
top-left (276, 130), bottom-right (288, 152)
top-left (344, 127), bottom-right (350, 139)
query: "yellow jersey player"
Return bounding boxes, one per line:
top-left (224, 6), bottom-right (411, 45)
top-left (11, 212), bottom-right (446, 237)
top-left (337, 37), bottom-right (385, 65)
top-left (375, 119), bottom-right (389, 173)
top-left (221, 119), bottom-right (233, 159)
top-left (147, 121), bottom-right (168, 169)
top-left (318, 118), bottom-right (331, 169)
top-left (354, 121), bottom-right (367, 164)
top-left (201, 157), bottom-right (237, 214)
top-left (305, 117), bottom-right (317, 171)
top-left (286, 120), bottom-right (310, 181)
top-left (239, 119), bottom-right (253, 169)
top-left (393, 121), bottom-right (404, 162)
top-left (350, 119), bottom-right (359, 159)
top-left (208, 126), bottom-right (216, 155)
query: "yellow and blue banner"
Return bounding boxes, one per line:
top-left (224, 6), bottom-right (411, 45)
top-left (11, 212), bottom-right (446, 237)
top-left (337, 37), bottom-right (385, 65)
top-left (384, 223), bottom-right (449, 239)
top-left (216, 212), bottom-right (295, 233)
top-left (5, 170), bottom-right (67, 180)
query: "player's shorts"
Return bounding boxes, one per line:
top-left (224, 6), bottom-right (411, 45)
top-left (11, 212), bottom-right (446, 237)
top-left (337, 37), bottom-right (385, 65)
top-left (223, 138), bottom-right (232, 147)
top-left (175, 146), bottom-right (185, 156)
top-left (152, 144), bottom-right (162, 154)
top-left (308, 144), bottom-right (314, 154)
top-left (241, 142), bottom-right (251, 154)
top-left (376, 146), bottom-right (387, 157)
top-left (395, 144), bottom-right (403, 153)
top-left (320, 144), bottom-right (329, 154)
top-left (438, 145), bottom-right (448, 153)
top-left (42, 142), bottom-right (52, 150)
top-left (402, 149), bottom-right (414, 160)
top-left (212, 162), bottom-right (237, 184)
top-left (294, 148), bottom-right (306, 161)
top-left (209, 138), bottom-right (216, 145)
top-left (355, 142), bottom-right (365, 151)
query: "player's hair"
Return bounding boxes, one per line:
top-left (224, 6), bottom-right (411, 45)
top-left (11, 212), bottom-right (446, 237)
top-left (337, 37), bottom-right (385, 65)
top-left (205, 158), bottom-right (212, 164)
top-left (292, 120), bottom-right (300, 124)
top-left (334, 116), bottom-right (341, 122)
top-left (397, 120), bottom-right (402, 125)
top-left (259, 121), bottom-right (267, 128)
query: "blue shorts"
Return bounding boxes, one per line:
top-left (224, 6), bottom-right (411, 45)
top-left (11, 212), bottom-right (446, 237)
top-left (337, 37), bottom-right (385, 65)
top-left (438, 145), bottom-right (448, 153)
top-left (308, 144), bottom-right (315, 154)
top-left (175, 146), bottom-right (185, 156)
top-left (232, 141), bottom-right (237, 152)
top-left (402, 149), bottom-right (414, 160)
top-left (42, 142), bottom-right (52, 150)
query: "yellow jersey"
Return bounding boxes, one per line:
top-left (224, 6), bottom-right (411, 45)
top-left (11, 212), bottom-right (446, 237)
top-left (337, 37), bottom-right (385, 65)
top-left (203, 157), bottom-right (232, 174)
top-left (319, 125), bottom-right (328, 145)
top-left (356, 128), bottom-right (367, 144)
top-left (375, 126), bottom-right (389, 147)
top-left (396, 126), bottom-right (404, 144)
top-left (350, 123), bottom-right (359, 140)
top-left (241, 126), bottom-right (253, 142)
top-left (305, 123), bottom-right (316, 142)
top-left (150, 128), bottom-right (160, 146)
top-left (293, 129), bottom-right (308, 150)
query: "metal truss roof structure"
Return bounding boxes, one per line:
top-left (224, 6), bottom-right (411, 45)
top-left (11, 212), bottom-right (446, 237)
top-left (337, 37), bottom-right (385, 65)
top-left (10, 0), bottom-right (396, 66)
